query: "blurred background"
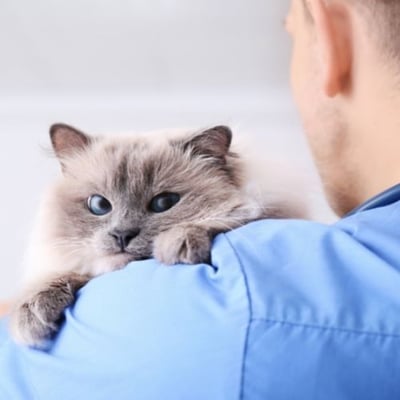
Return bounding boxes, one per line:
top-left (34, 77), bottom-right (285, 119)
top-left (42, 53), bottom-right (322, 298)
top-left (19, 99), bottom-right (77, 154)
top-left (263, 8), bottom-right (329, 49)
top-left (0, 0), bottom-right (333, 300)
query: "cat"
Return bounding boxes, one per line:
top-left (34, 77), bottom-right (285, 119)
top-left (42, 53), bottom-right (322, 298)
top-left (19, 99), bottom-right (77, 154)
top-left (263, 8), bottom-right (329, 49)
top-left (10, 123), bottom-right (307, 347)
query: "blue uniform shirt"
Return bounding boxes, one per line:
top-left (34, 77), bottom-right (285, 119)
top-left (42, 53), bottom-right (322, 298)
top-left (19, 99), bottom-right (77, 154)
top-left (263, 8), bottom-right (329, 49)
top-left (1, 193), bottom-right (400, 399)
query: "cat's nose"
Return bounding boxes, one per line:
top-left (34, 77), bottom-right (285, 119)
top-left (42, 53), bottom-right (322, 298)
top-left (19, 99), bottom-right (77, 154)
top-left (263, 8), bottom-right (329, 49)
top-left (110, 229), bottom-right (140, 250)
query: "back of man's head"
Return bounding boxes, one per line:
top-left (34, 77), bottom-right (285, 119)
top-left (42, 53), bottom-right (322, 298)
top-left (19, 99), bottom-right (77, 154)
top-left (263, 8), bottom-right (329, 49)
top-left (304, 0), bottom-right (400, 66)
top-left (289, 0), bottom-right (400, 216)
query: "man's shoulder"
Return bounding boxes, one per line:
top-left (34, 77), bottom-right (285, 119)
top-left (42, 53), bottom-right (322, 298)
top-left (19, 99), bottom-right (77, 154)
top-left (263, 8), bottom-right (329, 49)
top-left (217, 211), bottom-right (400, 335)
top-left (217, 212), bottom-right (400, 400)
top-left (224, 201), bottom-right (400, 268)
top-left (222, 217), bottom-right (345, 267)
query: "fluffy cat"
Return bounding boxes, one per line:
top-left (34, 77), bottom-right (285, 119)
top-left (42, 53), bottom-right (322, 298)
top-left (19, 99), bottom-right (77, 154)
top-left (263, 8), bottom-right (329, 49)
top-left (10, 124), bottom-right (306, 347)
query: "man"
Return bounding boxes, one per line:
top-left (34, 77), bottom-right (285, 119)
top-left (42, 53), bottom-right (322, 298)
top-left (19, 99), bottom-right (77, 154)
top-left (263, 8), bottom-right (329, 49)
top-left (1, 1), bottom-right (399, 398)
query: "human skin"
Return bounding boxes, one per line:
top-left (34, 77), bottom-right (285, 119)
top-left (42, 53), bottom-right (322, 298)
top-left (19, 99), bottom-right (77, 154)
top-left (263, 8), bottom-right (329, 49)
top-left (286, 0), bottom-right (400, 216)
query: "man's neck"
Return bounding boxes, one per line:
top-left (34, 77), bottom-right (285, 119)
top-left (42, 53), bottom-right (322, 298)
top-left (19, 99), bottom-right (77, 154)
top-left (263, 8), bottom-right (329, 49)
top-left (350, 87), bottom-right (400, 204)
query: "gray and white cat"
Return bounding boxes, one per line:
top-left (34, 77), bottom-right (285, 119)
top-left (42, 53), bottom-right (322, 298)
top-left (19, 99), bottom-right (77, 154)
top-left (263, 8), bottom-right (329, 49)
top-left (10, 124), bottom-right (306, 347)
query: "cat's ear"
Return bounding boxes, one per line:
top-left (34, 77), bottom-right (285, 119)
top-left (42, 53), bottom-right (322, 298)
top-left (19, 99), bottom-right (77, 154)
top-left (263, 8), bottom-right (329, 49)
top-left (50, 123), bottom-right (92, 160)
top-left (182, 126), bottom-right (232, 158)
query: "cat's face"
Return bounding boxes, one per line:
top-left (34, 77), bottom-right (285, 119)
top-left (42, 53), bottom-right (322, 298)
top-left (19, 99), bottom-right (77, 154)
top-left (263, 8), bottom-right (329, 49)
top-left (46, 124), bottom-right (244, 274)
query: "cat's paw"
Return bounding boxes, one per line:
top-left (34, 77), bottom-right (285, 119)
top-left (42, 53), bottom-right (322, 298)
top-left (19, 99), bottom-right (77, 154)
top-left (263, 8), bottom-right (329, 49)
top-left (153, 225), bottom-right (211, 265)
top-left (10, 283), bottom-right (76, 347)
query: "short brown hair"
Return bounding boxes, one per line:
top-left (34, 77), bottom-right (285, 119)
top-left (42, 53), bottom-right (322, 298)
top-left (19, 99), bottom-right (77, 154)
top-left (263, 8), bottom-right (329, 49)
top-left (303, 0), bottom-right (400, 63)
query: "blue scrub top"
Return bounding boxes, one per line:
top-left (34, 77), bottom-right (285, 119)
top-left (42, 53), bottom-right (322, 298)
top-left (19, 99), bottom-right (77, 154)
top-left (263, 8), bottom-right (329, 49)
top-left (1, 193), bottom-right (400, 399)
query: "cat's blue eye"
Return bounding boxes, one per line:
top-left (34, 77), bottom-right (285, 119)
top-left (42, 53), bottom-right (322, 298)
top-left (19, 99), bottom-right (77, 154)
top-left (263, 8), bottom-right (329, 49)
top-left (87, 194), bottom-right (112, 216)
top-left (149, 193), bottom-right (180, 213)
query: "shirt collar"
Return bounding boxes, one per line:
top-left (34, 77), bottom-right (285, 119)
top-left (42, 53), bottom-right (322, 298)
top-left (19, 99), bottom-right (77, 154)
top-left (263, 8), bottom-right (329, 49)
top-left (346, 183), bottom-right (400, 217)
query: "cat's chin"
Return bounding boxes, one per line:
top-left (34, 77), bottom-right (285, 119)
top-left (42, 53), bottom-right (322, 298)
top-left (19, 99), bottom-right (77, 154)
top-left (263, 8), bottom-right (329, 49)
top-left (90, 253), bottom-right (139, 275)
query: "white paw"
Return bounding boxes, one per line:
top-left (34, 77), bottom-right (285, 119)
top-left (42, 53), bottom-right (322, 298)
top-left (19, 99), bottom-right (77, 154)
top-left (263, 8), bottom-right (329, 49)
top-left (153, 225), bottom-right (211, 265)
top-left (10, 299), bottom-right (59, 347)
top-left (9, 276), bottom-right (83, 347)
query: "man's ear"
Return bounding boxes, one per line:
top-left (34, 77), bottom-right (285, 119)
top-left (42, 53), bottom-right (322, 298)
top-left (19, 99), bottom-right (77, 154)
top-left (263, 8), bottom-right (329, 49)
top-left (181, 126), bottom-right (232, 158)
top-left (50, 123), bottom-right (92, 160)
top-left (309, 0), bottom-right (352, 97)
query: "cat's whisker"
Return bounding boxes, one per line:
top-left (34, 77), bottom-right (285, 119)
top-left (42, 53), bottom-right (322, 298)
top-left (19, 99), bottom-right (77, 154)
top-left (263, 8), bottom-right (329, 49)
top-left (48, 242), bottom-right (84, 250)
top-left (47, 242), bottom-right (90, 256)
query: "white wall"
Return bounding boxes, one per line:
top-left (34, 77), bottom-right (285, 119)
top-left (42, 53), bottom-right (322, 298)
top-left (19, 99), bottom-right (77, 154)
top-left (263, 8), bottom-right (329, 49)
top-left (0, 0), bottom-right (291, 94)
top-left (0, 0), bottom-right (333, 300)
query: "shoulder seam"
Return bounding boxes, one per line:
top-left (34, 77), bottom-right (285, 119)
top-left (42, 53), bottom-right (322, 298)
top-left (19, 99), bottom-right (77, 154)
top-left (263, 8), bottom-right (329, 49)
top-left (223, 234), bottom-right (253, 400)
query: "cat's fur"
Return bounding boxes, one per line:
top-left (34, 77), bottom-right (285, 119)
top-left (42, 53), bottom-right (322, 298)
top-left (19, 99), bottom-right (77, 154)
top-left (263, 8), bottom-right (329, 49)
top-left (10, 124), bottom-right (306, 347)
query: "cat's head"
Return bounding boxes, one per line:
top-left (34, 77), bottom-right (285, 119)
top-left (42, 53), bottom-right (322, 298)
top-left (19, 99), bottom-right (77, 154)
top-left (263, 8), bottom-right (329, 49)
top-left (45, 124), bottom-right (245, 274)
